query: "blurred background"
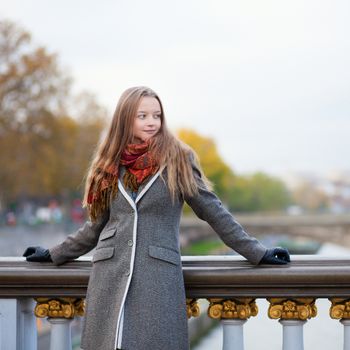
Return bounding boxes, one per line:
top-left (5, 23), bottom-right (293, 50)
top-left (0, 0), bottom-right (349, 349)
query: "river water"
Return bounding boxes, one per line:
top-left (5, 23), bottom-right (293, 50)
top-left (193, 242), bottom-right (350, 350)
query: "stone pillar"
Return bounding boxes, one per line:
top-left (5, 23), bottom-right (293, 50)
top-left (207, 298), bottom-right (258, 350)
top-left (268, 298), bottom-right (317, 350)
top-left (279, 319), bottom-right (306, 350)
top-left (20, 298), bottom-right (38, 350)
top-left (329, 298), bottom-right (350, 350)
top-left (0, 298), bottom-right (37, 350)
top-left (35, 297), bottom-right (85, 350)
top-left (47, 318), bottom-right (73, 350)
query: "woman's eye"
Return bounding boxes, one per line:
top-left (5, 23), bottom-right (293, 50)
top-left (138, 114), bottom-right (145, 119)
top-left (154, 114), bottom-right (161, 119)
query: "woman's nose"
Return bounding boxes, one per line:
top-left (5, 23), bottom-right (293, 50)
top-left (146, 116), bottom-right (155, 125)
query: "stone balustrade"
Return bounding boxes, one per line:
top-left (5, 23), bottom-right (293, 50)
top-left (1, 255), bottom-right (350, 350)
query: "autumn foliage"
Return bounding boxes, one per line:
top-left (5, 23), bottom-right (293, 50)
top-left (177, 129), bottom-right (292, 212)
top-left (0, 19), bottom-right (108, 206)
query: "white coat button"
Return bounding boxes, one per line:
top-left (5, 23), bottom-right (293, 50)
top-left (127, 240), bottom-right (133, 246)
top-left (125, 270), bottom-right (130, 276)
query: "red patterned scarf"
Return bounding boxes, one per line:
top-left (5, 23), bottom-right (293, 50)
top-left (87, 140), bottom-right (159, 220)
top-left (120, 141), bottom-right (159, 192)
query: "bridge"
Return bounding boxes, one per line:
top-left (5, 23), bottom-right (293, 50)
top-left (1, 255), bottom-right (350, 350)
top-left (180, 213), bottom-right (350, 247)
top-left (1, 213), bottom-right (350, 350)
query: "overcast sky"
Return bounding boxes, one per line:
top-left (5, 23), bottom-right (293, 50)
top-left (1, 0), bottom-right (349, 178)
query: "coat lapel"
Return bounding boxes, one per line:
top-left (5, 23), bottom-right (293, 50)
top-left (135, 169), bottom-right (162, 204)
top-left (118, 168), bottom-right (163, 209)
top-left (118, 180), bottom-right (136, 210)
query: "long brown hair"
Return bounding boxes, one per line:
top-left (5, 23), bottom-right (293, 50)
top-left (82, 86), bottom-right (211, 221)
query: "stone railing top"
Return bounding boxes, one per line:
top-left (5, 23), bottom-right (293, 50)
top-left (1, 255), bottom-right (350, 298)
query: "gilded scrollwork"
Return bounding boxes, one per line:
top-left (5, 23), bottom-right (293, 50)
top-left (34, 297), bottom-right (85, 319)
top-left (207, 298), bottom-right (258, 320)
top-left (267, 298), bottom-right (317, 320)
top-left (186, 298), bottom-right (200, 319)
top-left (329, 298), bottom-right (350, 319)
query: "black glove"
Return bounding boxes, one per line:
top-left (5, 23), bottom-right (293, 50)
top-left (259, 247), bottom-right (290, 265)
top-left (23, 246), bottom-right (53, 262)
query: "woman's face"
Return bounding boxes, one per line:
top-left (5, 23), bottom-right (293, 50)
top-left (132, 97), bottom-right (162, 143)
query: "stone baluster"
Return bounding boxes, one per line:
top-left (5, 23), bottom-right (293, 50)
top-left (207, 298), bottom-right (258, 350)
top-left (35, 297), bottom-right (85, 350)
top-left (268, 298), bottom-right (317, 350)
top-left (330, 298), bottom-right (350, 350)
top-left (0, 297), bottom-right (37, 350)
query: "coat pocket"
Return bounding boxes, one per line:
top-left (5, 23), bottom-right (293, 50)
top-left (99, 227), bottom-right (117, 241)
top-left (148, 245), bottom-right (180, 266)
top-left (93, 247), bottom-right (115, 263)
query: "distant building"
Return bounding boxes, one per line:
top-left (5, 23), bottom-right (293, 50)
top-left (281, 170), bottom-right (350, 214)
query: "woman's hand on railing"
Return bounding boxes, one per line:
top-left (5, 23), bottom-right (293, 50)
top-left (259, 247), bottom-right (290, 265)
top-left (23, 246), bottom-right (53, 262)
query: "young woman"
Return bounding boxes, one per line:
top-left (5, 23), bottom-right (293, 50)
top-left (23, 86), bottom-right (290, 350)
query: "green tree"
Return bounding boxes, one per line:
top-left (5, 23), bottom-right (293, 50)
top-left (229, 172), bottom-right (292, 212)
top-left (177, 128), bottom-right (292, 213)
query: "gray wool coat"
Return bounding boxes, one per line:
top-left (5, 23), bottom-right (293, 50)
top-left (49, 156), bottom-right (267, 350)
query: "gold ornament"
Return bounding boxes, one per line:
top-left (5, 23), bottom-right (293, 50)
top-left (207, 298), bottom-right (258, 320)
top-left (34, 297), bottom-right (85, 319)
top-left (329, 298), bottom-right (350, 319)
top-left (267, 298), bottom-right (317, 320)
top-left (186, 298), bottom-right (200, 319)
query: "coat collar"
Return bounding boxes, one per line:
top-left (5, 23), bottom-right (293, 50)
top-left (118, 168), bottom-right (163, 210)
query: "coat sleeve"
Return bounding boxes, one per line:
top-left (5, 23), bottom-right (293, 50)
top-left (184, 153), bottom-right (267, 265)
top-left (49, 209), bottom-right (110, 266)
